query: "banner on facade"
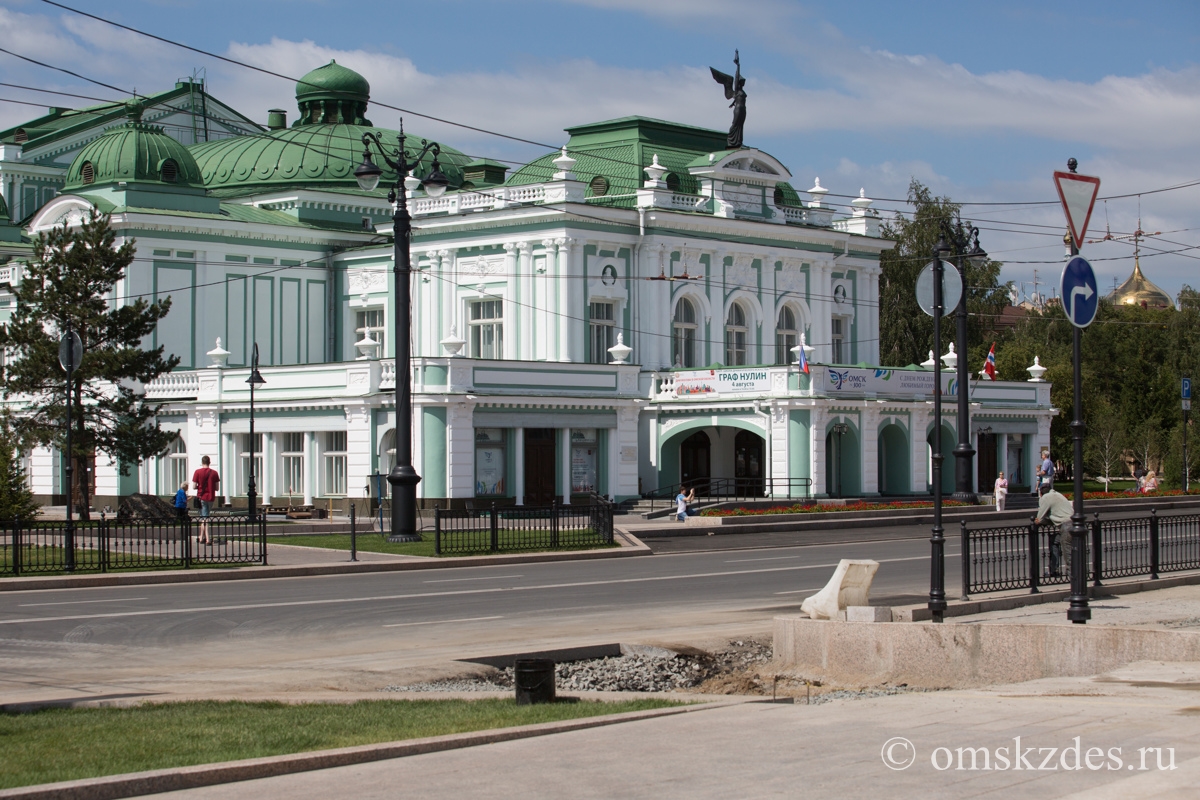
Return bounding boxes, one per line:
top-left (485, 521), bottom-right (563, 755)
top-left (672, 368), bottom-right (772, 397)
top-left (815, 366), bottom-right (956, 398)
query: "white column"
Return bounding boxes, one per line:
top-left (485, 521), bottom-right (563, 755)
top-left (438, 249), bottom-right (454, 356)
top-left (810, 406), bottom-right (827, 496)
top-left (222, 431), bottom-right (234, 504)
top-left (540, 239), bottom-right (558, 361)
top-left (560, 427), bottom-right (572, 504)
top-left (413, 403), bottom-right (425, 499)
top-left (262, 432), bottom-right (274, 507)
top-left (997, 433), bottom-right (1008, 479)
top-left (346, 404), bottom-right (371, 508)
top-left (869, 269), bottom-right (881, 365)
top-left (862, 406), bottom-right (880, 495)
top-left (514, 427), bottom-right (525, 505)
top-left (911, 407), bottom-right (931, 494)
top-left (812, 260), bottom-right (832, 364)
top-left (303, 430), bottom-right (314, 506)
top-left (515, 242), bottom-right (533, 361)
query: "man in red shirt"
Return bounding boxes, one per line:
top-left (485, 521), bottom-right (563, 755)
top-left (192, 455), bottom-right (220, 544)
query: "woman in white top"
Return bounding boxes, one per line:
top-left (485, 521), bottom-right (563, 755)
top-left (994, 471), bottom-right (1009, 512)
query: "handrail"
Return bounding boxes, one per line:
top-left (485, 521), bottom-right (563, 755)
top-left (641, 477), bottom-right (813, 511)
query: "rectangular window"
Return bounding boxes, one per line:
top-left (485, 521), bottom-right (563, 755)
top-left (588, 301), bottom-right (615, 364)
top-left (238, 433), bottom-right (264, 497)
top-left (153, 249), bottom-right (173, 257)
top-left (469, 299), bottom-right (503, 359)
top-left (355, 308), bottom-right (386, 356)
top-left (281, 432), bottom-right (304, 499)
top-left (280, 259), bottom-right (301, 267)
top-left (323, 431), bottom-right (347, 496)
top-left (474, 428), bottom-right (506, 496)
top-left (253, 257), bottom-right (275, 265)
top-left (176, 251), bottom-right (195, 260)
top-left (831, 318), bottom-right (844, 364)
top-left (225, 255), bottom-right (248, 263)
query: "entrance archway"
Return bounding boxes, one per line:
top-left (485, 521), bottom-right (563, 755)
top-left (733, 430), bottom-right (764, 496)
top-left (825, 425), bottom-right (861, 497)
top-left (877, 424), bottom-right (910, 495)
top-left (680, 430), bottom-right (711, 490)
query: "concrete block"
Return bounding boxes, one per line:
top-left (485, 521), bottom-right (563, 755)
top-left (799, 559), bottom-right (879, 620)
top-left (845, 606), bottom-right (892, 623)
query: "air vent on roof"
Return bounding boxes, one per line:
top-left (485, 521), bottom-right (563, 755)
top-left (666, 173), bottom-right (681, 193)
top-left (13, 129), bottom-right (28, 144)
top-left (589, 175), bottom-right (609, 197)
top-left (160, 159), bottom-right (179, 183)
top-left (773, 186), bottom-right (785, 206)
top-left (81, 162), bottom-right (95, 185)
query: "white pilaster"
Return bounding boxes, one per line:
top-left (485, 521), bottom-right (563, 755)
top-left (515, 242), bottom-right (533, 361)
top-left (345, 402), bottom-right (371, 507)
top-left (560, 427), bottom-right (572, 504)
top-left (911, 406), bottom-right (931, 494)
top-left (541, 239), bottom-right (558, 361)
top-left (514, 427), bottom-right (525, 505)
top-left (997, 433), bottom-right (1008, 478)
top-left (862, 405), bottom-right (880, 495)
top-left (810, 406), bottom-right (827, 496)
top-left (303, 430), bottom-right (314, 506)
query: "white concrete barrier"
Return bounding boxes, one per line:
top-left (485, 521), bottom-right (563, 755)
top-left (800, 559), bottom-right (879, 620)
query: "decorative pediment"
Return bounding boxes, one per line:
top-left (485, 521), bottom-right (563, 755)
top-left (28, 195), bottom-right (96, 234)
top-left (688, 148), bottom-right (793, 185)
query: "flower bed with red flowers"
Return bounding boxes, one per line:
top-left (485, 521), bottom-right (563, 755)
top-left (700, 499), bottom-right (969, 517)
top-left (1060, 489), bottom-right (1200, 501)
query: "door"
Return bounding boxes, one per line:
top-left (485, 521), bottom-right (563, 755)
top-left (679, 431), bottom-right (711, 493)
top-left (734, 430), bottom-right (764, 497)
top-left (977, 433), bottom-right (997, 493)
top-left (524, 428), bottom-right (556, 505)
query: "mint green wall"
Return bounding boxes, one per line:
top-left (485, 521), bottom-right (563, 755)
top-left (788, 410), bottom-right (811, 493)
top-left (826, 423), bottom-right (861, 496)
top-left (422, 407), bottom-right (447, 497)
top-left (878, 424), bottom-right (910, 495)
top-left (153, 261), bottom-right (195, 369)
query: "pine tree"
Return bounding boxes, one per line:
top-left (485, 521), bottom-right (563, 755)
top-left (0, 433), bottom-right (39, 521)
top-left (0, 210), bottom-right (178, 519)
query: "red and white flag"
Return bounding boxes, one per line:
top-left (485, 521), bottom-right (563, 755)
top-left (981, 342), bottom-right (997, 380)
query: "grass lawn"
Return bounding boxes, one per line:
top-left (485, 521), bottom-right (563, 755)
top-left (271, 533), bottom-right (618, 557)
top-left (0, 699), bottom-right (680, 790)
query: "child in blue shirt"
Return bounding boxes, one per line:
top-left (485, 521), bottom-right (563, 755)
top-left (174, 482), bottom-right (189, 518)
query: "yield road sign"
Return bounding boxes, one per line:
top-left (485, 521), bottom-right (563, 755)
top-left (915, 260), bottom-right (961, 317)
top-left (1184, 378), bottom-right (1192, 400)
top-left (1053, 170), bottom-right (1101, 250)
top-left (1060, 256), bottom-right (1099, 328)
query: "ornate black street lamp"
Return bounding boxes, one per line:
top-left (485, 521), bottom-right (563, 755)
top-left (355, 123), bottom-right (450, 542)
top-left (940, 221), bottom-right (988, 501)
top-left (928, 234), bottom-right (951, 623)
top-left (246, 342), bottom-right (266, 523)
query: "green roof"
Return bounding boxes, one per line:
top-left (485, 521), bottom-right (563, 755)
top-left (64, 105), bottom-right (204, 191)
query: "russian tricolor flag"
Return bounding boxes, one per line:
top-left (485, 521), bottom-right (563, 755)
top-left (982, 342), bottom-right (997, 380)
top-left (797, 345), bottom-right (810, 375)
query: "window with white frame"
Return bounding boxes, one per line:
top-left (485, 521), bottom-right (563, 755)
top-left (725, 302), bottom-right (748, 366)
top-left (281, 432), bottom-right (305, 499)
top-left (672, 298), bottom-right (697, 368)
top-left (831, 317), bottom-right (845, 364)
top-left (355, 309), bottom-right (386, 356)
top-left (469, 299), bottom-right (503, 359)
top-left (161, 436), bottom-right (188, 495)
top-left (323, 431), bottom-right (348, 496)
top-left (238, 433), bottom-right (263, 496)
top-left (589, 301), bottom-right (616, 364)
top-left (775, 307), bottom-right (798, 365)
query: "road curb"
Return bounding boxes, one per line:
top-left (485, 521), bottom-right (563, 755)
top-left (0, 701), bottom-right (735, 800)
top-left (0, 536), bottom-right (652, 592)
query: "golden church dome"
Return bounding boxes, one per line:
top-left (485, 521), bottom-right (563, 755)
top-left (1107, 259), bottom-right (1173, 309)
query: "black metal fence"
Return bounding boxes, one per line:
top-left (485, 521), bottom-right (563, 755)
top-left (0, 516), bottom-right (267, 576)
top-left (434, 496), bottom-right (614, 556)
top-left (961, 510), bottom-right (1200, 597)
top-left (642, 477), bottom-right (813, 511)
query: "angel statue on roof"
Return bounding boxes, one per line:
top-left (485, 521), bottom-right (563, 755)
top-left (710, 50), bottom-right (747, 149)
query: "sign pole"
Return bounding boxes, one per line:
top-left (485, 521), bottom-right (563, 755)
top-left (64, 323), bottom-right (75, 573)
top-left (928, 250), bottom-right (947, 623)
top-left (1184, 378), bottom-right (1191, 493)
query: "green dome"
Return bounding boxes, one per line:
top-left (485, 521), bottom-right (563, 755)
top-left (189, 124), bottom-right (470, 194)
top-left (295, 61), bottom-right (372, 126)
top-left (64, 103), bottom-right (203, 191)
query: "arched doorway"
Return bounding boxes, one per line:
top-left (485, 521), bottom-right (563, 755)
top-left (734, 430), bottom-right (764, 496)
top-left (825, 425), bottom-right (861, 498)
top-left (680, 430), bottom-right (711, 490)
top-left (877, 424), bottom-right (910, 495)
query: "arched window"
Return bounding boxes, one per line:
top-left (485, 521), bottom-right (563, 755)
top-left (672, 299), bottom-right (697, 368)
top-left (160, 436), bottom-right (187, 495)
top-left (380, 429), bottom-right (396, 476)
top-left (725, 302), bottom-right (747, 366)
top-left (775, 306), bottom-right (798, 365)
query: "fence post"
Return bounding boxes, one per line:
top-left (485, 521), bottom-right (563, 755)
top-left (260, 516), bottom-right (268, 566)
top-left (1028, 515), bottom-right (1040, 594)
top-left (100, 515), bottom-right (109, 574)
top-left (183, 515), bottom-right (192, 569)
top-left (551, 499), bottom-right (560, 549)
top-left (490, 502), bottom-right (499, 553)
top-left (1150, 507), bottom-right (1160, 580)
top-left (1091, 513), bottom-right (1102, 586)
top-left (12, 520), bottom-right (20, 577)
top-left (350, 503), bottom-right (358, 562)
top-left (434, 505), bottom-right (442, 556)
top-left (960, 520), bottom-right (970, 600)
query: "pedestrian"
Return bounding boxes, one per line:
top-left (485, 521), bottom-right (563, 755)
top-left (173, 481), bottom-right (189, 519)
top-left (1037, 449), bottom-right (1055, 496)
top-left (1034, 488), bottom-right (1074, 577)
top-left (684, 486), bottom-right (697, 515)
top-left (1142, 469), bottom-right (1159, 494)
top-left (192, 455), bottom-right (220, 544)
top-left (993, 471), bottom-right (1009, 512)
top-left (675, 486), bottom-right (689, 522)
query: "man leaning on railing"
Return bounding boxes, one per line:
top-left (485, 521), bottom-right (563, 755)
top-left (1034, 488), bottom-right (1074, 577)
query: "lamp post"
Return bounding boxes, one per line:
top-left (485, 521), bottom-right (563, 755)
top-left (940, 222), bottom-right (988, 501)
top-left (929, 234), bottom-right (951, 623)
top-left (246, 342), bottom-right (266, 523)
top-left (59, 327), bottom-right (82, 572)
top-left (831, 422), bottom-right (849, 498)
top-left (1063, 159), bottom-right (1091, 625)
top-left (355, 123), bottom-right (450, 542)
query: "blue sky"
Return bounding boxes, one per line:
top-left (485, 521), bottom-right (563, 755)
top-left (3, 0), bottom-right (1199, 301)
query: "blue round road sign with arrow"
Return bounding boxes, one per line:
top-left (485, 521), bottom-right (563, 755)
top-left (1060, 256), bottom-right (1099, 328)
